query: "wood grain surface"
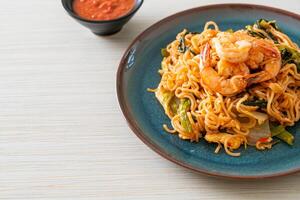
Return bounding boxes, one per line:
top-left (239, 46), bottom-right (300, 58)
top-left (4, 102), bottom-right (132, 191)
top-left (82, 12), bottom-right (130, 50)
top-left (0, 0), bottom-right (300, 199)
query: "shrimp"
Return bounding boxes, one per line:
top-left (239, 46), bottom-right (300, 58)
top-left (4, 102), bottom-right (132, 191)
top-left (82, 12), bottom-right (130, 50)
top-left (246, 48), bottom-right (264, 70)
top-left (246, 39), bottom-right (281, 85)
top-left (212, 32), bottom-right (252, 63)
top-left (217, 59), bottom-right (250, 78)
top-left (199, 43), bottom-right (248, 96)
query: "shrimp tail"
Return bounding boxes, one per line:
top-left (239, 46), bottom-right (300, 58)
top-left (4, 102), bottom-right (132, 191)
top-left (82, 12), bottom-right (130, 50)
top-left (246, 39), bottom-right (281, 85)
top-left (199, 43), bottom-right (211, 71)
top-left (253, 39), bottom-right (280, 58)
top-left (246, 72), bottom-right (264, 86)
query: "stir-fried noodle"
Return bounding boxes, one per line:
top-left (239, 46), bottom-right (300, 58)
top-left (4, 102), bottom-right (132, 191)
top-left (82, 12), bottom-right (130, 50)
top-left (149, 20), bottom-right (300, 156)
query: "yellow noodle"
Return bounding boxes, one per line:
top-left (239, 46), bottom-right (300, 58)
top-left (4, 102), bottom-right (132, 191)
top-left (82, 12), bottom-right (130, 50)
top-left (151, 21), bottom-right (300, 156)
top-left (163, 124), bottom-right (177, 133)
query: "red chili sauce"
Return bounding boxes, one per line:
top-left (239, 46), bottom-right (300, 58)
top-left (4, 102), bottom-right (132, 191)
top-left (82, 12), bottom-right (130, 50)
top-left (73, 0), bottom-right (135, 21)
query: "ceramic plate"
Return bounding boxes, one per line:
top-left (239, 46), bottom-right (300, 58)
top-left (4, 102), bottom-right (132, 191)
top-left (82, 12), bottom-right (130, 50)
top-left (117, 4), bottom-right (300, 179)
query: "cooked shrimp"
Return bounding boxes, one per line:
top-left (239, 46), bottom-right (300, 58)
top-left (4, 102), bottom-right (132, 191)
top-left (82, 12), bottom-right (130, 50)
top-left (199, 43), bottom-right (248, 96)
top-left (212, 32), bottom-right (252, 63)
top-left (217, 59), bottom-right (250, 78)
top-left (246, 39), bottom-right (281, 85)
top-left (246, 48), bottom-right (264, 70)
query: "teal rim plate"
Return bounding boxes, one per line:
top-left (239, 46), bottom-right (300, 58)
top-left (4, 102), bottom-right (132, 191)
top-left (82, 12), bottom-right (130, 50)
top-left (117, 4), bottom-right (300, 179)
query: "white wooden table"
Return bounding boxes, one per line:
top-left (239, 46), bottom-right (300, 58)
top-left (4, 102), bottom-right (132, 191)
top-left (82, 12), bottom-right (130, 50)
top-left (1, 0), bottom-right (300, 199)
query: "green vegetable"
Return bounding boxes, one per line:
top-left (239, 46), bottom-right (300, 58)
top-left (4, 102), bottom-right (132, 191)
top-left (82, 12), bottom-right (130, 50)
top-left (276, 131), bottom-right (294, 145)
top-left (157, 89), bottom-right (181, 117)
top-left (178, 30), bottom-right (198, 54)
top-left (246, 19), bottom-right (280, 43)
top-left (226, 28), bottom-right (234, 33)
top-left (270, 125), bottom-right (285, 136)
top-left (169, 97), bottom-right (180, 115)
top-left (278, 44), bottom-right (300, 70)
top-left (243, 99), bottom-right (267, 108)
top-left (178, 36), bottom-right (186, 53)
top-left (246, 25), bottom-right (266, 39)
top-left (270, 124), bottom-right (294, 146)
top-left (162, 92), bottom-right (173, 103)
top-left (178, 99), bottom-right (192, 133)
top-left (157, 90), bottom-right (178, 117)
top-left (257, 19), bottom-right (280, 31)
top-left (156, 90), bottom-right (174, 113)
top-left (161, 48), bottom-right (170, 57)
